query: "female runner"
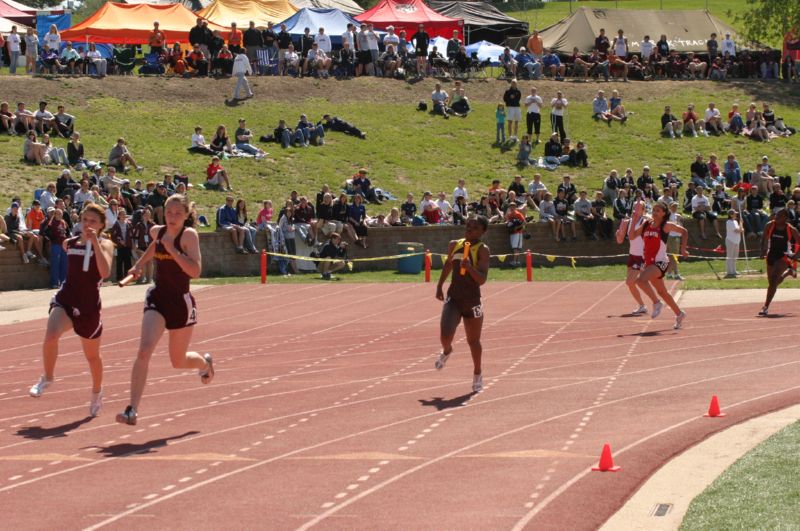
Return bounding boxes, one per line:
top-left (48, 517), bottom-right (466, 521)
top-left (434, 216), bottom-right (490, 392)
top-left (759, 209), bottom-right (800, 316)
top-left (30, 204), bottom-right (114, 417)
top-left (616, 200), bottom-right (651, 315)
top-left (631, 201), bottom-right (689, 329)
top-left (116, 194), bottom-right (213, 425)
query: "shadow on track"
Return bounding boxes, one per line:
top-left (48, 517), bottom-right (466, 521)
top-left (419, 392), bottom-right (476, 410)
top-left (85, 431), bottom-right (200, 458)
top-left (16, 416), bottom-right (94, 440)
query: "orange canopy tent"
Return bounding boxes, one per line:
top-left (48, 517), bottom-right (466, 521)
top-left (61, 2), bottom-right (229, 45)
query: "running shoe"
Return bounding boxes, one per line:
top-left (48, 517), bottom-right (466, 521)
top-left (29, 376), bottom-right (52, 397)
top-left (651, 301), bottom-right (664, 319)
top-left (200, 353), bottom-right (215, 384)
top-left (89, 388), bottom-right (103, 417)
top-left (631, 305), bottom-right (648, 316)
top-left (673, 311), bottom-right (686, 330)
top-left (758, 307), bottom-right (769, 317)
top-left (116, 405), bottom-right (137, 426)
top-left (434, 351), bottom-right (450, 370)
top-left (472, 374), bottom-right (483, 393)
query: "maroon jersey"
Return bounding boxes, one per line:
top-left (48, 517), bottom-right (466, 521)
top-left (47, 218), bottom-right (68, 246)
top-left (57, 237), bottom-right (102, 309)
top-left (154, 226), bottom-right (190, 295)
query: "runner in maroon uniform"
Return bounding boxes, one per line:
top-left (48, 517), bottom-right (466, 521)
top-left (434, 216), bottom-right (490, 393)
top-left (630, 201), bottom-right (689, 329)
top-left (30, 204), bottom-right (114, 417)
top-left (758, 209), bottom-right (800, 316)
top-left (117, 194), bottom-right (213, 426)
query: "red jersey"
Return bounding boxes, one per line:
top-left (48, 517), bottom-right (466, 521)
top-left (642, 220), bottom-right (668, 265)
top-left (56, 237), bottom-right (103, 310)
top-left (153, 226), bottom-right (191, 295)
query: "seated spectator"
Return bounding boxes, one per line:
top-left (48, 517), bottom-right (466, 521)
top-left (41, 45), bottom-right (63, 73)
top-left (691, 186), bottom-right (721, 239)
top-left (210, 124), bottom-right (234, 154)
top-left (567, 140), bottom-right (588, 168)
top-left (331, 193), bottom-right (360, 243)
top-left (304, 43), bottom-right (332, 78)
top-left (587, 49), bottom-right (610, 81)
top-left (146, 183), bottom-right (168, 224)
top-left (592, 90), bottom-right (613, 124)
top-left (213, 43), bottom-right (234, 76)
top-left (553, 188), bottom-right (577, 241)
top-left (100, 166), bottom-right (125, 193)
top-left (400, 192), bottom-right (417, 224)
top-left (60, 42), bottom-right (81, 74)
top-left (527, 173), bottom-right (547, 204)
top-left (659, 105), bottom-right (682, 138)
top-left (591, 191), bottom-right (613, 239)
top-left (186, 44), bottom-right (208, 76)
top-left (42, 133), bottom-right (68, 165)
top-left (318, 232), bottom-right (348, 280)
top-left (722, 153), bottom-right (741, 187)
top-left (516, 47), bottom-right (542, 79)
top-left (347, 193), bottom-right (368, 247)
top-left (542, 48), bottom-right (565, 79)
top-left (682, 104), bottom-right (707, 137)
top-left (609, 90), bottom-right (627, 122)
top-left (65, 132), bottom-right (89, 169)
top-left (73, 179), bottom-right (93, 210)
top-left (420, 191), bottom-right (442, 224)
top-left (4, 202), bottom-right (32, 263)
top-left (727, 103), bottom-right (744, 134)
top-left (450, 80), bottom-right (470, 116)
top-left (321, 114), bottom-right (365, 139)
top-left (23, 130), bottom-right (46, 164)
top-left (613, 188), bottom-right (631, 219)
top-left (271, 119), bottom-right (305, 148)
top-left (538, 192), bottom-right (558, 240)
top-left (293, 195), bottom-right (317, 244)
top-left (14, 102), bottom-right (35, 135)
top-left (709, 57), bottom-right (727, 80)
top-left (690, 153), bottom-right (711, 187)
top-left (499, 47), bottom-right (517, 77)
top-left (315, 193), bottom-right (342, 237)
top-left (108, 137), bottom-right (142, 172)
top-left (380, 44), bottom-right (399, 78)
top-left (570, 47), bottom-right (593, 80)
top-left (743, 185), bottom-right (768, 236)
top-left (745, 111), bottom-right (770, 142)
top-left (431, 83), bottom-right (451, 118)
top-left (557, 174), bottom-right (578, 204)
top-left (603, 169), bottom-right (621, 202)
top-left (188, 126), bottom-right (216, 155)
top-left (206, 156), bottom-right (232, 191)
top-left (234, 118), bottom-right (267, 158)
top-left (352, 168), bottom-right (381, 204)
top-left (86, 43), bottom-right (108, 77)
top-left (686, 52), bottom-right (707, 79)
top-left (762, 103), bottom-right (793, 137)
top-left (516, 134), bottom-right (533, 166)
top-left (436, 191), bottom-right (453, 221)
top-left (296, 114), bottom-right (325, 146)
top-left (0, 101), bottom-right (14, 134)
top-left (217, 195), bottom-right (248, 254)
top-left (573, 190), bottom-right (597, 239)
top-left (712, 183), bottom-right (731, 213)
top-left (769, 183), bottom-right (787, 213)
top-left (235, 199), bottom-right (258, 253)
top-left (256, 199), bottom-right (273, 230)
top-left (54, 105), bottom-right (75, 138)
top-left (34, 101), bottom-right (56, 136)
top-left (704, 102), bottom-right (724, 135)
top-left (544, 133), bottom-right (569, 166)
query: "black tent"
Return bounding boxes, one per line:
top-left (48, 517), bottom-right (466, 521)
top-left (429, 1), bottom-right (528, 44)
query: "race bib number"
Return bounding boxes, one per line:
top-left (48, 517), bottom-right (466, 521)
top-left (471, 305), bottom-right (483, 318)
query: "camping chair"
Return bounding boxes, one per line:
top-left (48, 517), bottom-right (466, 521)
top-left (138, 53), bottom-right (165, 75)
top-left (113, 47), bottom-right (136, 75)
top-left (255, 47), bottom-right (277, 75)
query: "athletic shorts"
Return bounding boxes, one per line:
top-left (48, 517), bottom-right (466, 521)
top-left (358, 50), bottom-right (372, 65)
top-left (646, 260), bottom-right (669, 279)
top-left (509, 232), bottom-right (523, 250)
top-left (627, 254), bottom-right (644, 270)
top-left (50, 296), bottom-right (102, 340)
top-left (506, 107), bottom-right (522, 121)
top-left (144, 287), bottom-right (197, 330)
top-left (444, 297), bottom-right (483, 319)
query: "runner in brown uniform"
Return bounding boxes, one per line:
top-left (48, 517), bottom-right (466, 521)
top-left (30, 204), bottom-right (114, 417)
top-left (759, 209), bottom-right (800, 316)
top-left (116, 194), bottom-right (214, 426)
top-left (434, 216), bottom-right (490, 392)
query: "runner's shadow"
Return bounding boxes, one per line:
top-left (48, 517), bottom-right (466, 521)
top-left (16, 416), bottom-right (94, 440)
top-left (419, 392), bottom-right (475, 410)
top-left (760, 313), bottom-right (791, 318)
top-left (616, 330), bottom-right (667, 338)
top-left (224, 98), bottom-right (244, 107)
top-left (86, 431), bottom-right (200, 458)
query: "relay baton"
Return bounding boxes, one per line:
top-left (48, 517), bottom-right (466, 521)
top-left (459, 242), bottom-right (471, 275)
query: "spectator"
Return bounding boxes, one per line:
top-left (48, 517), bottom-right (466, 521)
top-left (721, 32), bottom-right (736, 58)
top-left (503, 79), bottom-right (522, 140)
top-left (256, 199), bottom-right (273, 230)
top-left (609, 90), bottom-right (627, 121)
top-left (131, 207), bottom-right (155, 283)
top-left (686, 52), bottom-right (707, 79)
top-left (232, 46), bottom-right (253, 100)
top-left (691, 186), bottom-right (721, 239)
top-left (528, 173), bottom-right (547, 204)
top-left (567, 140), bottom-right (589, 168)
top-left (538, 191), bottom-right (557, 240)
top-left (435, 191), bottom-right (453, 221)
top-left (60, 42), bottom-right (80, 74)
top-left (321, 114), bottom-right (366, 139)
top-left (592, 191), bottom-right (613, 239)
top-left (613, 188), bottom-right (631, 220)
top-left (744, 184), bottom-right (769, 236)
top-left (4, 202), bottom-right (30, 262)
top-left (149, 21), bottom-right (166, 55)
top-left (682, 104), bottom-right (707, 137)
top-left (217, 195), bottom-right (248, 254)
top-left (380, 44), bottom-right (399, 78)
top-left (210, 124), bottom-right (233, 154)
top-left (727, 103), bottom-right (744, 134)
top-left (189, 17), bottom-right (211, 60)
top-left (592, 90), bottom-right (613, 124)
top-left (110, 208), bottom-right (133, 282)
top-left (54, 105), bottom-right (75, 138)
top-left (505, 202), bottom-right (526, 266)
top-left (347, 193), bottom-right (368, 248)
top-left (420, 190), bottom-right (441, 224)
top-left (206, 155), bottom-right (232, 191)
top-left (570, 47), bottom-right (594, 80)
top-left (495, 103), bottom-right (506, 144)
top-left (603, 169), bottom-right (620, 201)
top-left (212, 43), bottom-right (233, 75)
top-left (318, 232), bottom-right (348, 280)
top-left (234, 118), bottom-right (267, 158)
top-left (587, 48), bottom-right (610, 81)
top-left (14, 102), bottom-right (35, 135)
top-left (23, 130), bottom-right (46, 165)
top-left (453, 179), bottom-right (468, 204)
top-left (188, 126), bottom-right (216, 155)
top-left (45, 207), bottom-right (68, 287)
top-left (276, 201), bottom-right (299, 272)
top-left (108, 137), bottom-right (142, 172)
top-left (746, 111), bottom-right (770, 142)
top-left (595, 28), bottom-right (610, 55)
top-left (228, 22), bottom-right (243, 54)
top-left (517, 47), bottom-right (542, 80)
top-left (704, 102), bottom-right (724, 135)
top-left (400, 192), bottom-right (417, 224)
top-left (271, 119), bottom-right (305, 148)
top-left (542, 48), bottom-right (565, 79)
top-left (186, 44), bottom-right (208, 76)
top-left (707, 33), bottom-right (719, 62)
top-left (34, 101), bottom-right (56, 136)
top-left (660, 104), bottom-right (682, 138)
top-left (553, 188), bottom-right (577, 242)
top-left (0, 101), bottom-right (13, 134)
top-left (550, 90), bottom-right (568, 141)
top-left (544, 133), bottom-right (569, 166)
top-left (296, 114), bottom-right (325, 146)
top-left (637, 165), bottom-right (655, 191)
top-left (573, 190), bottom-right (597, 239)
top-left (235, 198), bottom-right (258, 253)
top-left (352, 168), bottom-right (381, 204)
top-left (769, 183), bottom-right (787, 214)
top-left (243, 21), bottom-right (262, 68)
top-left (690, 153), bottom-right (710, 187)
top-left (411, 24), bottom-right (430, 76)
top-left (516, 134), bottom-right (533, 166)
top-left (725, 209), bottom-right (742, 278)
top-left (42, 134), bottom-right (68, 165)
top-left (431, 82), bottom-right (451, 118)
top-left (293, 195), bottom-right (316, 244)
top-left (665, 202), bottom-right (685, 279)
top-left (315, 192), bottom-right (342, 238)
top-left (332, 193), bottom-right (360, 243)
top-left (304, 42), bottom-right (332, 78)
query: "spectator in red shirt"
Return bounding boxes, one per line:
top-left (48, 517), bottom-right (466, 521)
top-left (206, 156), bottom-right (232, 191)
top-left (149, 22), bottom-right (166, 55)
top-left (228, 23), bottom-right (243, 54)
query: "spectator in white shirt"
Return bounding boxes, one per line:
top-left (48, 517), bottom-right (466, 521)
top-left (721, 32), bottom-right (736, 57)
top-left (188, 126), bottom-right (215, 155)
top-left (704, 102), bottom-right (723, 135)
top-left (342, 23), bottom-right (356, 50)
top-left (43, 24), bottom-right (61, 53)
top-left (232, 48), bottom-right (253, 100)
top-left (383, 26), bottom-right (400, 53)
top-left (525, 87), bottom-right (543, 143)
top-left (34, 101), bottom-right (56, 136)
top-left (528, 173), bottom-right (547, 204)
top-left (725, 209), bottom-right (742, 277)
top-left (453, 179), bottom-right (468, 204)
top-left (86, 43), bottom-right (107, 77)
top-left (436, 191), bottom-right (453, 220)
top-left (314, 27), bottom-right (332, 54)
top-left (73, 180), bottom-right (94, 209)
top-left (7, 26), bottom-right (21, 74)
top-left (691, 186), bottom-right (721, 239)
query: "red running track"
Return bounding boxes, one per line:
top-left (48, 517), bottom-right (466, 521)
top-left (1, 281), bottom-right (799, 530)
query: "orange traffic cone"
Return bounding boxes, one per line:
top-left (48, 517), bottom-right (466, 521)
top-left (591, 443), bottom-right (621, 472)
top-left (704, 395), bottom-right (727, 417)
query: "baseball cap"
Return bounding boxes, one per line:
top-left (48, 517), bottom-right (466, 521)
top-left (11, 202), bottom-right (19, 208)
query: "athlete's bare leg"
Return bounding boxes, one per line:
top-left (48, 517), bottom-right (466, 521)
top-left (764, 262), bottom-right (788, 309)
top-left (636, 265), bottom-right (662, 306)
top-left (439, 301), bottom-right (461, 357)
top-left (167, 326), bottom-right (206, 370)
top-left (626, 267), bottom-right (646, 305)
top-left (650, 276), bottom-right (681, 316)
top-left (129, 310), bottom-right (167, 410)
top-left (80, 337), bottom-right (103, 393)
top-left (41, 307), bottom-right (72, 381)
top-left (462, 315), bottom-right (483, 375)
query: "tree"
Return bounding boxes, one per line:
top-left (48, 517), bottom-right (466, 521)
top-left (71, 0), bottom-right (106, 25)
top-left (736, 0), bottom-right (800, 47)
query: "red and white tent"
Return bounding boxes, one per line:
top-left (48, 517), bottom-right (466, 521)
top-left (356, 0), bottom-right (462, 39)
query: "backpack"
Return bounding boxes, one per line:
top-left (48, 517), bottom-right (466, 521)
top-left (416, 101), bottom-right (428, 111)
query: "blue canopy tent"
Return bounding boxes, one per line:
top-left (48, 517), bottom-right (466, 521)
top-left (279, 7), bottom-right (384, 48)
top-left (465, 39), bottom-right (514, 66)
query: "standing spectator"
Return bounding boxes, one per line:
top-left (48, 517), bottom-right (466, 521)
top-left (453, 179), bottom-right (468, 204)
top-left (595, 28), bottom-right (610, 55)
top-left (527, 29), bottom-right (544, 61)
top-left (7, 26), bottom-right (21, 74)
top-left (228, 22), bottom-right (243, 54)
top-left (261, 21), bottom-right (277, 66)
top-left (189, 18), bottom-right (209, 59)
top-left (706, 33), bottom-right (719, 62)
top-left (277, 201), bottom-right (299, 272)
top-left (315, 27), bottom-right (332, 54)
top-left (411, 24), bottom-right (430, 77)
top-left (725, 209), bottom-right (742, 278)
top-left (243, 21), bottom-right (263, 68)
top-left (505, 202), bottom-right (526, 266)
top-left (217, 196), bottom-right (247, 254)
top-left (131, 207), bottom-right (154, 284)
top-left (23, 27), bottom-right (37, 74)
top-left (277, 23), bottom-right (293, 75)
top-left (550, 90), bottom-right (568, 141)
top-left (525, 87), bottom-right (543, 143)
top-left (111, 208), bottom-right (133, 282)
top-left (721, 32), bottom-right (736, 58)
top-left (665, 202), bottom-right (685, 280)
top-left (149, 22), bottom-right (166, 55)
top-left (503, 79), bottom-right (522, 141)
top-left (234, 118), bottom-right (267, 158)
top-left (232, 47), bottom-right (253, 100)
top-left (495, 103), bottom-right (506, 143)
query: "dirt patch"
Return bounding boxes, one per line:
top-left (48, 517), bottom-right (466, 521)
top-left (2, 75), bottom-right (798, 108)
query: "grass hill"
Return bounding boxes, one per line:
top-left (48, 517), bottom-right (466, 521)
top-left (0, 75), bottom-right (798, 222)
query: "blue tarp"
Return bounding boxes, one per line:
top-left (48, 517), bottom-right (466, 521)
top-left (465, 39), bottom-right (514, 66)
top-left (37, 13), bottom-right (71, 44)
top-left (279, 7), bottom-right (384, 48)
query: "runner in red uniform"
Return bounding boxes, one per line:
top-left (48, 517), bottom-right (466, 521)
top-left (434, 216), bottom-right (490, 393)
top-left (758, 209), bottom-right (800, 316)
top-left (630, 201), bottom-right (689, 329)
top-left (116, 194), bottom-right (213, 426)
top-left (30, 204), bottom-right (114, 417)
